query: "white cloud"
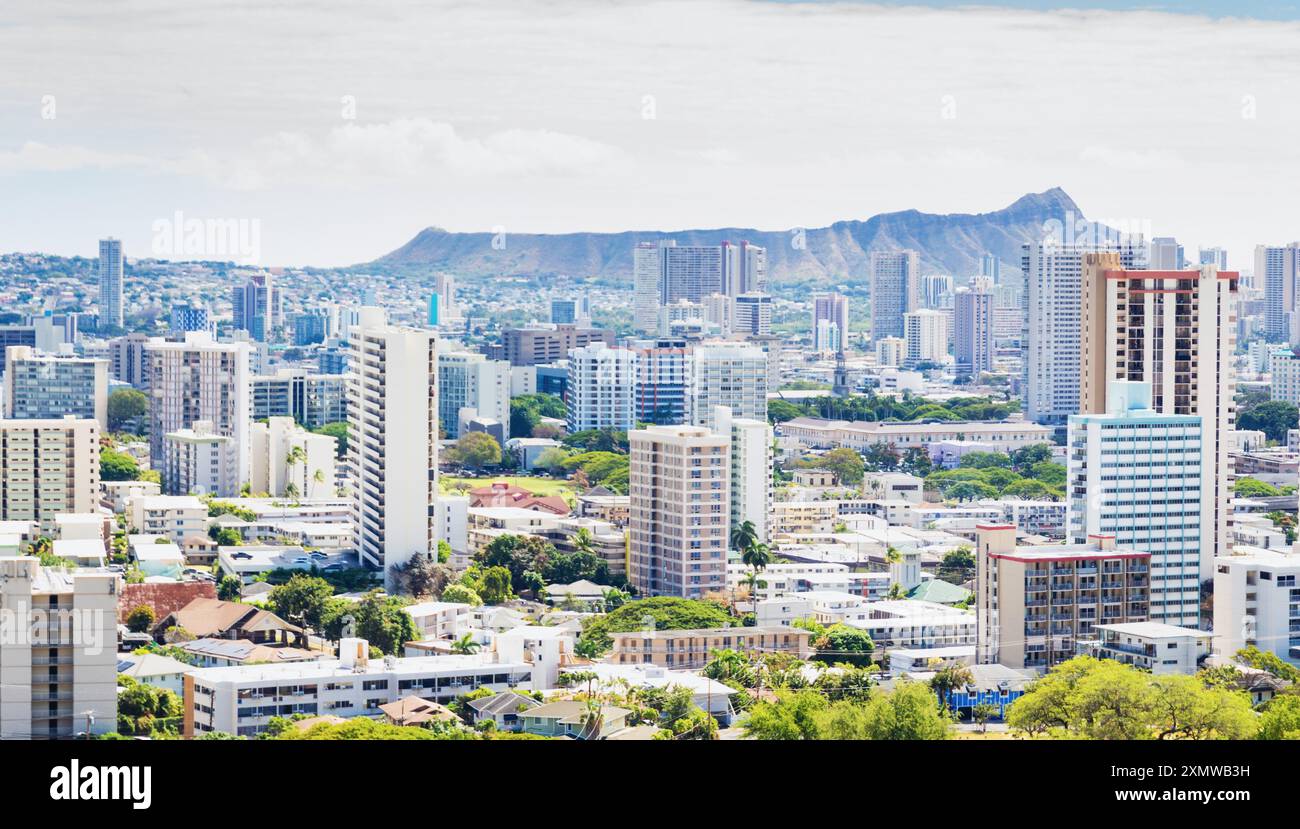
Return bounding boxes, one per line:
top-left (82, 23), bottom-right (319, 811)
top-left (1079, 146), bottom-right (1185, 171)
top-left (0, 141), bottom-right (156, 174)
top-left (0, 0), bottom-right (1298, 266)
top-left (261, 119), bottom-right (626, 182)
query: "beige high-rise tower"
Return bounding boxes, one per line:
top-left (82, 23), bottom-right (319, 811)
top-left (1079, 256), bottom-right (1239, 605)
top-left (628, 424), bottom-right (730, 598)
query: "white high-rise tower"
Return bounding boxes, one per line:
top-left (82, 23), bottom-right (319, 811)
top-left (98, 238), bottom-right (124, 330)
top-left (348, 308), bottom-right (439, 587)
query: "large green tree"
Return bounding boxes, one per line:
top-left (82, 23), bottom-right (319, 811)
top-left (100, 448), bottom-right (142, 481)
top-left (819, 447), bottom-right (867, 484)
top-left (1006, 656), bottom-right (1257, 740)
top-left (1238, 400), bottom-right (1300, 443)
top-left (312, 422), bottom-right (349, 459)
top-left (269, 574), bottom-right (335, 631)
top-left (452, 431), bottom-right (502, 469)
top-left (107, 388), bottom-right (148, 432)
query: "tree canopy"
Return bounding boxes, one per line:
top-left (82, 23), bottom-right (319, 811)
top-left (1005, 656), bottom-right (1257, 740)
top-left (107, 388), bottom-right (148, 432)
top-left (575, 597), bottom-right (734, 657)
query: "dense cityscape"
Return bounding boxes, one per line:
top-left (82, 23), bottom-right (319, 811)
top-left (2, 216), bottom-right (1298, 748)
top-left (2, 0), bottom-right (1297, 812)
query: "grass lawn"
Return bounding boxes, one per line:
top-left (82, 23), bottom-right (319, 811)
top-left (439, 475), bottom-right (577, 499)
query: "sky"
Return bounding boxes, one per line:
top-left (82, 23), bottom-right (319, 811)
top-left (0, 0), bottom-right (1297, 270)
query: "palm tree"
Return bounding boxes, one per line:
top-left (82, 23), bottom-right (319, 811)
top-left (740, 569), bottom-right (767, 600)
top-left (573, 527), bottom-right (596, 558)
top-left (885, 546), bottom-right (902, 565)
top-left (730, 520), bottom-right (758, 555)
top-left (284, 445), bottom-right (306, 496)
top-left (601, 587), bottom-right (629, 612)
top-left (310, 468), bottom-right (325, 499)
top-left (928, 664), bottom-right (974, 714)
top-left (450, 633), bottom-right (481, 655)
top-left (741, 541), bottom-right (772, 573)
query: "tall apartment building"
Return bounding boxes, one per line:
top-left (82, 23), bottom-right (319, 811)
top-left (1148, 236), bottom-right (1185, 270)
top-left (143, 333), bottom-right (252, 485)
top-left (0, 557), bottom-right (117, 739)
top-left (1198, 247), bottom-right (1229, 271)
top-left (902, 309), bottom-right (947, 368)
top-left (975, 523), bottom-right (1151, 671)
top-left (628, 424), bottom-right (730, 598)
top-left (688, 342), bottom-right (768, 430)
top-left (0, 416), bottom-right (99, 527)
top-left (1022, 239), bottom-right (1145, 425)
top-left (919, 273), bottom-right (953, 309)
top-left (1254, 243), bottom-right (1300, 341)
top-left (1271, 349), bottom-right (1300, 405)
top-left (732, 292), bottom-right (773, 337)
top-left (703, 293), bottom-right (733, 335)
top-left (170, 303), bottom-right (215, 337)
top-left (251, 369), bottom-right (347, 429)
top-left (714, 405), bottom-right (773, 545)
top-left (97, 238), bottom-right (124, 330)
top-left (724, 241), bottom-right (768, 297)
top-left (632, 240), bottom-right (767, 334)
top-left (434, 273), bottom-right (459, 321)
top-left (348, 308), bottom-right (438, 585)
top-left (293, 310), bottom-right (331, 346)
top-left (747, 334), bottom-right (785, 395)
top-left (1079, 258), bottom-right (1238, 582)
top-left (565, 342), bottom-right (637, 433)
top-left (1068, 382), bottom-right (1205, 626)
top-left (501, 323), bottom-right (614, 367)
top-left (869, 250), bottom-right (920, 340)
top-left (980, 252), bottom-right (1001, 284)
top-left (634, 241), bottom-right (667, 334)
top-left (658, 300), bottom-right (706, 337)
top-left (437, 350), bottom-right (510, 439)
top-left (231, 273), bottom-right (282, 342)
top-left (0, 326), bottom-right (37, 355)
top-left (876, 336), bottom-right (905, 367)
top-left (812, 293), bottom-right (849, 354)
top-left (632, 338), bottom-right (689, 425)
top-left (953, 285), bottom-right (994, 379)
top-left (1213, 548), bottom-right (1300, 666)
top-left (163, 420), bottom-right (238, 497)
top-left (109, 332), bottom-right (150, 388)
top-left (250, 416), bottom-right (337, 499)
top-left (2, 346), bottom-right (109, 429)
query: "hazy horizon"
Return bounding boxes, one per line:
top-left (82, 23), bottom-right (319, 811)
top-left (2, 0), bottom-right (1297, 270)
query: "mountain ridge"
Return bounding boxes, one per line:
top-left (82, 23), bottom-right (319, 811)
top-left (371, 187), bottom-right (1083, 282)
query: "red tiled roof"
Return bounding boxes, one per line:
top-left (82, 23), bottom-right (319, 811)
top-left (119, 581), bottom-right (216, 624)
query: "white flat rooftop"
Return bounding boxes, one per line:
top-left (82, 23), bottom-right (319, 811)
top-left (1094, 622), bottom-right (1211, 639)
top-left (189, 654), bottom-right (532, 684)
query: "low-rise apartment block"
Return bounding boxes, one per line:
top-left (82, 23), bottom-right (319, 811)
top-left (976, 523), bottom-right (1151, 671)
top-left (184, 637), bottom-right (533, 737)
top-left (608, 626), bottom-right (813, 669)
top-left (1077, 621), bottom-right (1211, 675)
